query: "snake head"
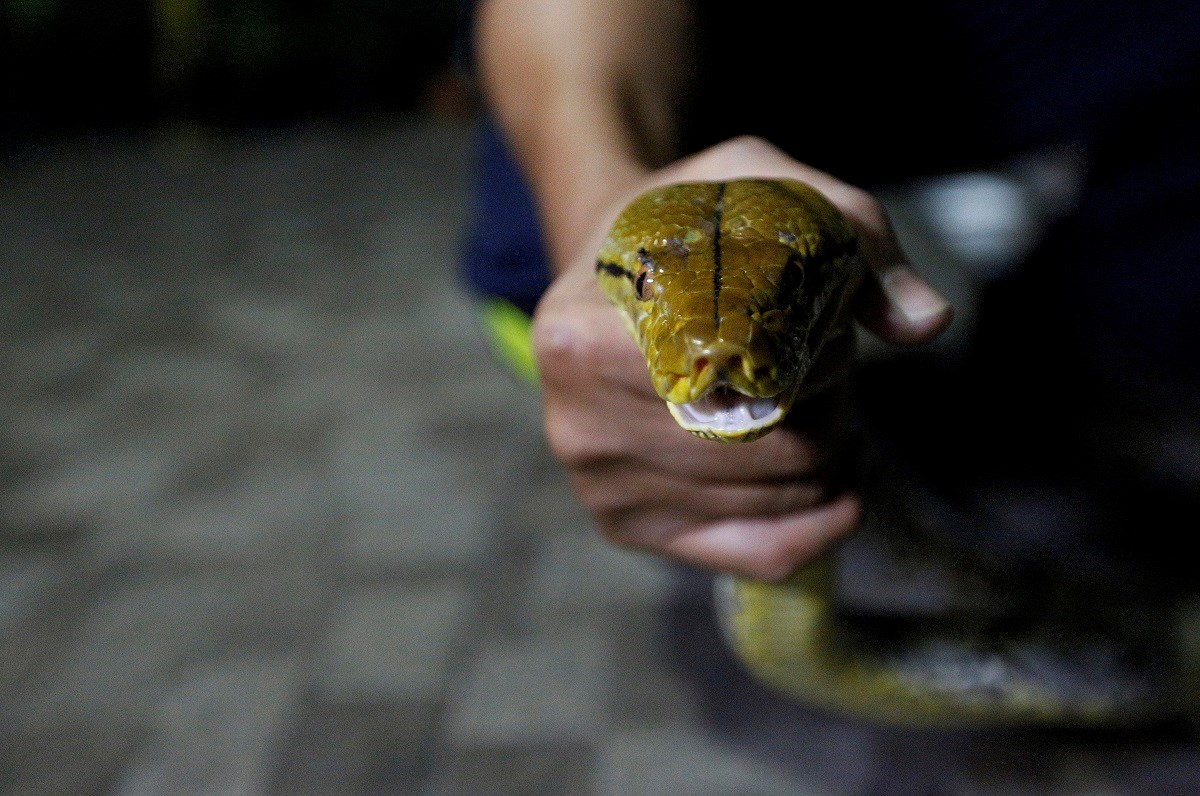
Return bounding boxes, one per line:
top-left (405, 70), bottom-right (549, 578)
top-left (597, 179), bottom-right (865, 442)
top-left (648, 309), bottom-right (796, 442)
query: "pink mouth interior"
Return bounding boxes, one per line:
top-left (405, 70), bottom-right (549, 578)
top-left (672, 386), bottom-right (783, 434)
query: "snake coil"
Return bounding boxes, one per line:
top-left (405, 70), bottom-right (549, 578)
top-left (596, 178), bottom-right (1176, 726)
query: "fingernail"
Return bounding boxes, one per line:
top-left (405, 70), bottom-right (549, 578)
top-left (880, 265), bottom-right (950, 325)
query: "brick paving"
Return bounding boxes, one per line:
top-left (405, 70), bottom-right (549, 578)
top-left (2, 116), bottom-right (1199, 795)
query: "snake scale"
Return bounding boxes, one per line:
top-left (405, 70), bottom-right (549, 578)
top-left (595, 178), bottom-right (1177, 726)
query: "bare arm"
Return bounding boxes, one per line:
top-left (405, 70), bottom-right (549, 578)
top-left (473, 0), bottom-right (953, 579)
top-left (474, 0), bottom-right (688, 266)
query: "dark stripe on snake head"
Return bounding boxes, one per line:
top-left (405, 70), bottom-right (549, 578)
top-left (712, 182), bottom-right (726, 331)
top-left (596, 260), bottom-right (634, 282)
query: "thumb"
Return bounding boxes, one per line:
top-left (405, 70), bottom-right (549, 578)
top-left (854, 260), bottom-right (955, 346)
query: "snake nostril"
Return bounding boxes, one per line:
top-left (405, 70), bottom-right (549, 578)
top-left (754, 365), bottom-right (773, 382)
top-left (727, 355), bottom-right (742, 375)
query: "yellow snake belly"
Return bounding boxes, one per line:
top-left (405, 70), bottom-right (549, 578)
top-left (596, 178), bottom-right (1174, 726)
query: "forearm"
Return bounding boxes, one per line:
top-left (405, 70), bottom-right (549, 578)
top-left (473, 0), bottom-right (690, 268)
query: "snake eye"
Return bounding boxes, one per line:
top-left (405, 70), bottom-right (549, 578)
top-left (635, 265), bottom-right (655, 300)
top-left (784, 253), bottom-right (806, 288)
top-left (778, 253), bottom-right (806, 300)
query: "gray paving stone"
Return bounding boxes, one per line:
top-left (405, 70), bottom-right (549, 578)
top-left (89, 460), bottom-right (332, 568)
top-left (319, 581), bottom-right (474, 702)
top-left (112, 655), bottom-right (302, 796)
top-left (99, 349), bottom-right (255, 408)
top-left (0, 558), bottom-right (93, 700)
top-left (129, 401), bottom-right (255, 476)
top-left (0, 556), bottom-right (62, 634)
top-left (8, 573), bottom-right (315, 736)
top-left (268, 709), bottom-right (375, 796)
top-left (596, 726), bottom-right (828, 796)
top-left (270, 698), bottom-right (439, 796)
top-left (7, 579), bottom-right (225, 733)
top-left (407, 371), bottom-right (545, 469)
top-left (606, 612), bottom-right (706, 732)
top-left (2, 398), bottom-right (119, 461)
top-left (332, 400), bottom-right (433, 453)
top-left (340, 498), bottom-right (494, 575)
top-left (1, 436), bottom-right (185, 531)
top-left (519, 531), bottom-right (678, 629)
top-left (332, 439), bottom-right (494, 573)
top-left (443, 625), bottom-right (613, 746)
top-left (331, 309), bottom-right (439, 371)
top-left (402, 292), bottom-right (497, 360)
top-left (327, 359), bottom-right (543, 501)
top-left (0, 721), bottom-right (142, 796)
top-left (506, 464), bottom-right (598, 541)
top-left (423, 742), bottom-right (594, 796)
top-left (264, 366), bottom-right (371, 426)
top-left (208, 294), bottom-right (330, 357)
top-left (0, 325), bottom-right (106, 399)
top-left (321, 314), bottom-right (517, 425)
top-left (6, 113), bottom-right (1191, 795)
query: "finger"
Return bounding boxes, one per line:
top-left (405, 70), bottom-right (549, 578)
top-left (795, 164), bottom-right (954, 346)
top-left (854, 261), bottom-right (954, 345)
top-left (545, 387), bottom-right (842, 483)
top-left (533, 264), bottom-right (659, 399)
top-left (656, 135), bottom-right (839, 188)
top-left (574, 461), bottom-right (829, 520)
top-left (612, 492), bottom-right (863, 582)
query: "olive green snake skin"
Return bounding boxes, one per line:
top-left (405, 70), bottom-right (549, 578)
top-left (596, 178), bottom-right (1179, 726)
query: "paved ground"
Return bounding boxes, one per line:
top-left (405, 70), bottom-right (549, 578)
top-left (2, 114), bottom-right (1200, 795)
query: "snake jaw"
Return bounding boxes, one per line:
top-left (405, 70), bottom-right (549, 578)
top-left (655, 333), bottom-right (799, 442)
top-left (668, 384), bottom-right (792, 443)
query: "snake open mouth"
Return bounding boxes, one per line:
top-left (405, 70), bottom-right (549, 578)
top-left (667, 385), bottom-right (786, 440)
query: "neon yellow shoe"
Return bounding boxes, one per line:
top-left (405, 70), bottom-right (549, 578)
top-left (479, 297), bottom-right (538, 385)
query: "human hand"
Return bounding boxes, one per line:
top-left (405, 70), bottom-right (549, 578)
top-left (533, 136), bottom-right (952, 581)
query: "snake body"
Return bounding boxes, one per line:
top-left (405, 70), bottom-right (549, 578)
top-left (596, 178), bottom-right (1175, 726)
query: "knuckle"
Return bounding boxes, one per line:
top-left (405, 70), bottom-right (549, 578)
top-left (594, 503), bottom-right (682, 557)
top-left (751, 542), bottom-right (809, 583)
top-left (711, 481), bottom-right (814, 518)
top-left (531, 314), bottom-right (589, 386)
top-left (764, 482), bottom-right (825, 516)
top-left (839, 184), bottom-right (883, 218)
top-left (570, 474), bottom-right (637, 517)
top-left (543, 407), bottom-right (632, 475)
top-left (684, 135), bottom-right (779, 172)
top-left (532, 307), bottom-right (619, 391)
top-left (841, 188), bottom-right (893, 234)
top-left (595, 512), bottom-right (655, 555)
top-left (543, 413), bottom-right (604, 469)
top-left (597, 520), bottom-right (639, 549)
top-left (758, 430), bottom-right (824, 474)
top-left (718, 134), bottom-right (776, 158)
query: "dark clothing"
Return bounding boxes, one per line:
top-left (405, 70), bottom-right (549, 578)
top-left (460, 116), bottom-right (551, 316)
top-left (461, 2), bottom-right (1200, 400)
top-left (681, 1), bottom-right (1200, 402)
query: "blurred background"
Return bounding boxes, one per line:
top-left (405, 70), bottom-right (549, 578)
top-left (2, 3), bottom-right (1199, 795)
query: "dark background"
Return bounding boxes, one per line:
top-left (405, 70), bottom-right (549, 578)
top-left (1, 0), bottom-right (466, 142)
